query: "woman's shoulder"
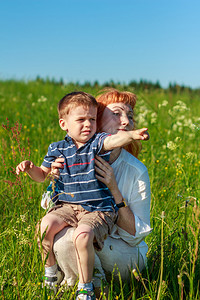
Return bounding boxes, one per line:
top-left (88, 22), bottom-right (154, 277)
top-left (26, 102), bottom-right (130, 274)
top-left (119, 149), bottom-right (148, 173)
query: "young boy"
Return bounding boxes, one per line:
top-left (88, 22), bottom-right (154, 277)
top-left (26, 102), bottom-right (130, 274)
top-left (16, 92), bottom-right (148, 299)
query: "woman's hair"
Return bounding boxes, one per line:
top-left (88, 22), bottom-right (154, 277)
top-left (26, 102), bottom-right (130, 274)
top-left (96, 88), bottom-right (142, 158)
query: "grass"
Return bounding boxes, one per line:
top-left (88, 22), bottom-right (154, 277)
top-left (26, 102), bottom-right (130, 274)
top-left (0, 79), bottom-right (199, 299)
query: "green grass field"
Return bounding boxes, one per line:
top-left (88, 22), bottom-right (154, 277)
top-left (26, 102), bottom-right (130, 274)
top-left (0, 79), bottom-right (199, 299)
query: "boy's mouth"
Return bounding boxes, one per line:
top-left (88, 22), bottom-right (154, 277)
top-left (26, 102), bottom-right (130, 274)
top-left (82, 130), bottom-right (91, 135)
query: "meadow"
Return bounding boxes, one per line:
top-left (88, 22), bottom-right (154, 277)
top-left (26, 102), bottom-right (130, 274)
top-left (0, 79), bottom-right (199, 299)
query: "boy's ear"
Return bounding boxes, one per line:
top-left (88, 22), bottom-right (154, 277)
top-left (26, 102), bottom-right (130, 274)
top-left (59, 119), bottom-right (68, 131)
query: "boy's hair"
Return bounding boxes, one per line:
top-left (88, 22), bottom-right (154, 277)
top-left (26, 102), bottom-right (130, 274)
top-left (58, 91), bottom-right (97, 118)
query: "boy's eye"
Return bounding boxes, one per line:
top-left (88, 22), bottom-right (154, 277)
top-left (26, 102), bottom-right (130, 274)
top-left (113, 112), bottom-right (120, 116)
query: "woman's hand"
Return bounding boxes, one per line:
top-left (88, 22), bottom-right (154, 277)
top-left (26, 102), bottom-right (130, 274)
top-left (50, 157), bottom-right (64, 179)
top-left (95, 155), bottom-right (136, 235)
top-left (95, 155), bottom-right (118, 192)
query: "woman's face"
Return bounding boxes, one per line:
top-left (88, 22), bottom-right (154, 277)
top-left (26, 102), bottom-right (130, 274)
top-left (99, 102), bottom-right (134, 134)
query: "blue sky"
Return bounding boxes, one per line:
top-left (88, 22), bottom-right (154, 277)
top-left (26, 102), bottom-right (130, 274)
top-left (1, 0), bottom-right (200, 88)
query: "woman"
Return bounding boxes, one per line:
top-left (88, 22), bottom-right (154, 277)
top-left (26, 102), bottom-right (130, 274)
top-left (51, 89), bottom-right (152, 290)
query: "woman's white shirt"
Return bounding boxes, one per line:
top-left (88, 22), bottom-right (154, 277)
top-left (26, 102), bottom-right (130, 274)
top-left (109, 148), bottom-right (152, 261)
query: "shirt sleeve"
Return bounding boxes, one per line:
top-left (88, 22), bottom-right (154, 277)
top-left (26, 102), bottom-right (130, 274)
top-left (115, 168), bottom-right (152, 246)
top-left (42, 143), bottom-right (63, 168)
top-left (95, 132), bottom-right (111, 154)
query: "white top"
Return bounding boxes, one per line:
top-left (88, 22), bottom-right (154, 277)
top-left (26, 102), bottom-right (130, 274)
top-left (109, 148), bottom-right (152, 262)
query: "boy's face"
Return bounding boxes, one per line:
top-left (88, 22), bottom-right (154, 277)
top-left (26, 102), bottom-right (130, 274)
top-left (59, 105), bottom-right (97, 148)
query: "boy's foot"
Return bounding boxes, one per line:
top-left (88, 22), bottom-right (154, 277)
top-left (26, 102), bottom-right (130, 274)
top-left (76, 288), bottom-right (96, 300)
top-left (43, 270), bottom-right (64, 293)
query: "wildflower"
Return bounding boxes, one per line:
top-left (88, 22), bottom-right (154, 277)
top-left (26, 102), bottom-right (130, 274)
top-left (18, 232), bottom-right (29, 245)
top-left (20, 214), bottom-right (27, 223)
top-left (31, 124), bottom-right (35, 127)
top-left (167, 141), bottom-right (177, 151)
top-left (38, 95), bottom-right (47, 103)
top-left (158, 100), bottom-right (168, 108)
top-left (173, 100), bottom-right (189, 112)
top-left (25, 225), bottom-right (31, 232)
top-left (183, 118), bottom-right (193, 129)
top-left (176, 162), bottom-right (183, 169)
top-left (150, 112), bottom-right (157, 124)
top-left (188, 133), bottom-right (195, 139)
top-left (175, 136), bottom-right (181, 143)
top-left (185, 152), bottom-right (197, 160)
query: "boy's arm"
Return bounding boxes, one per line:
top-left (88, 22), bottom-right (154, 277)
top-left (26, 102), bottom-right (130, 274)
top-left (16, 160), bottom-right (50, 182)
top-left (102, 128), bottom-right (149, 151)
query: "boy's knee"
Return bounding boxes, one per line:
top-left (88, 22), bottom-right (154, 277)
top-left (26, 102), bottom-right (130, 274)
top-left (73, 226), bottom-right (94, 248)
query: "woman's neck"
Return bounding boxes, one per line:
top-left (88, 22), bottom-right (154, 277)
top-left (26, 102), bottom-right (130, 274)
top-left (109, 148), bottom-right (122, 164)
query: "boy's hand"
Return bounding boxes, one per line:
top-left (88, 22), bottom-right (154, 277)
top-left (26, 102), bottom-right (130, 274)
top-left (50, 157), bottom-right (64, 179)
top-left (16, 161), bottom-right (34, 175)
top-left (132, 128), bottom-right (149, 140)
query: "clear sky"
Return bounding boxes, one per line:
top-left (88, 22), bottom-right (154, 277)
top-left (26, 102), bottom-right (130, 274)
top-left (1, 0), bottom-right (200, 88)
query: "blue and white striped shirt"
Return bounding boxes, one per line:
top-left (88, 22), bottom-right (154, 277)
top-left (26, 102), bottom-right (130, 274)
top-left (42, 132), bottom-right (117, 212)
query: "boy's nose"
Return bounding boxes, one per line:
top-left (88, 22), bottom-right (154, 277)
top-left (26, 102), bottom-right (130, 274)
top-left (84, 120), bottom-right (91, 127)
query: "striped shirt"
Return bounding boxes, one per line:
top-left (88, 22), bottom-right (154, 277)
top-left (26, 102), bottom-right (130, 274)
top-left (42, 132), bottom-right (117, 212)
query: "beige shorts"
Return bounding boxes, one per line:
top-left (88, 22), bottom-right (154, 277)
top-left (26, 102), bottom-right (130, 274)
top-left (48, 203), bottom-right (118, 250)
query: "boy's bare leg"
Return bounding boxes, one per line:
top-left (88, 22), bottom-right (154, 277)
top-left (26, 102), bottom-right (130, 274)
top-left (40, 213), bottom-right (68, 266)
top-left (73, 224), bottom-right (95, 283)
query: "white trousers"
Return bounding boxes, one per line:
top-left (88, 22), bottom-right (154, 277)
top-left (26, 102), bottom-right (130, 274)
top-left (53, 227), bottom-right (145, 287)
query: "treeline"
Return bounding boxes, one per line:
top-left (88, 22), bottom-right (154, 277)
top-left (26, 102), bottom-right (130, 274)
top-left (34, 76), bottom-right (200, 93)
top-left (2, 76), bottom-right (200, 93)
